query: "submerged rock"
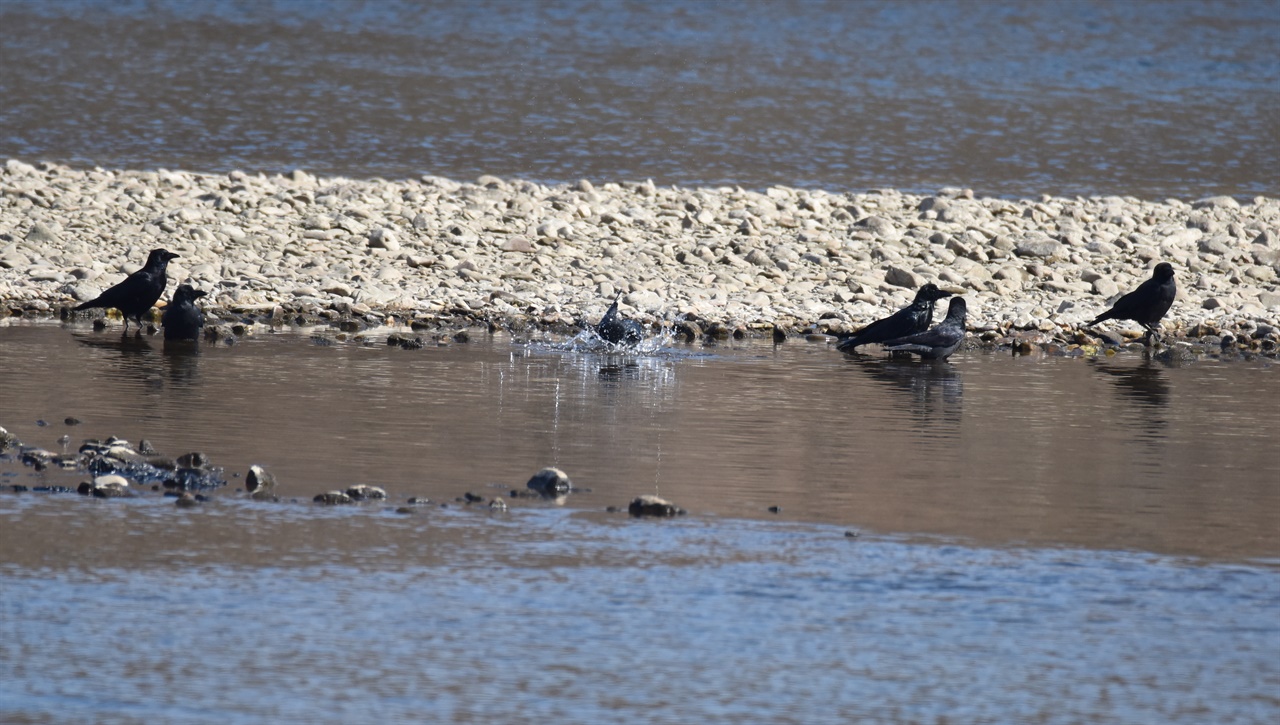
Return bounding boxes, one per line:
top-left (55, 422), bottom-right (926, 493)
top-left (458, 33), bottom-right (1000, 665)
top-left (314, 490), bottom-right (353, 505)
top-left (176, 451), bottom-right (210, 469)
top-left (174, 492), bottom-right (203, 508)
top-left (526, 467), bottom-right (572, 497)
top-left (78, 474), bottom-right (132, 498)
top-left (628, 494), bottom-right (684, 518)
top-left (0, 426), bottom-right (19, 452)
top-left (346, 484), bottom-right (386, 501)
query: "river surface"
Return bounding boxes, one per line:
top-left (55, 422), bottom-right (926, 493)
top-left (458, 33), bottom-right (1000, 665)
top-left (1, 0), bottom-right (1277, 199)
top-left (1, 322), bottom-right (1278, 723)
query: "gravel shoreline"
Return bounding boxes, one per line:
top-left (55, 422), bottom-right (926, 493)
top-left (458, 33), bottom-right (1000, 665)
top-left (2, 159), bottom-right (1277, 348)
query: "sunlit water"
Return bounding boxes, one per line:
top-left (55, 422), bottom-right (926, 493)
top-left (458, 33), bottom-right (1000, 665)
top-left (1, 0), bottom-right (1276, 198)
top-left (1, 322), bottom-right (1278, 723)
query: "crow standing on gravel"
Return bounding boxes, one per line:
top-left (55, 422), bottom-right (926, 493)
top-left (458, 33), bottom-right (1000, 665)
top-left (836, 283), bottom-right (953, 353)
top-left (161, 284), bottom-right (207, 341)
top-left (74, 248), bottom-right (179, 332)
top-left (1088, 262), bottom-right (1176, 342)
top-left (596, 294), bottom-right (645, 345)
top-left (883, 297), bottom-right (969, 361)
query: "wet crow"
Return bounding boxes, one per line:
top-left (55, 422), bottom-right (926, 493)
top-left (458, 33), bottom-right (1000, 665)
top-left (836, 282), bottom-right (952, 353)
top-left (161, 284), bottom-right (207, 341)
top-left (596, 294), bottom-right (644, 345)
top-left (1088, 262), bottom-right (1176, 341)
top-left (75, 248), bottom-right (179, 332)
top-left (883, 297), bottom-right (968, 361)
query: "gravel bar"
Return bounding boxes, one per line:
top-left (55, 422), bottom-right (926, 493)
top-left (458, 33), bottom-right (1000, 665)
top-left (1, 159), bottom-right (1277, 346)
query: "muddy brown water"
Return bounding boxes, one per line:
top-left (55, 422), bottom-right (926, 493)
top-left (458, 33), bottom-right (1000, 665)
top-left (2, 322), bottom-right (1278, 723)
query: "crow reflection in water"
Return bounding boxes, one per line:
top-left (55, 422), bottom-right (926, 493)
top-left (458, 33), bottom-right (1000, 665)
top-left (846, 356), bottom-right (964, 433)
top-left (1090, 359), bottom-right (1171, 445)
top-left (71, 330), bottom-right (201, 389)
top-left (1090, 359), bottom-right (1171, 409)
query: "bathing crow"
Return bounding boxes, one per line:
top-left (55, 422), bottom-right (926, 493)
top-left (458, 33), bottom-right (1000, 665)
top-left (161, 284), bottom-right (207, 341)
top-left (74, 248), bottom-right (179, 332)
top-left (836, 283), bottom-right (952, 353)
top-left (596, 295), bottom-right (644, 345)
top-left (883, 297), bottom-right (968, 361)
top-left (1088, 262), bottom-right (1176, 341)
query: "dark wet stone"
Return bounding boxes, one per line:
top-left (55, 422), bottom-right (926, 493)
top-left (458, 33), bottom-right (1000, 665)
top-left (138, 439), bottom-right (158, 456)
top-left (346, 484), bottom-right (387, 501)
top-left (464, 491), bottom-right (485, 503)
top-left (844, 530), bottom-right (860, 538)
top-left (10, 485), bottom-right (29, 492)
top-left (526, 467), bottom-right (572, 497)
top-left (772, 325), bottom-right (787, 344)
top-left (628, 495), bottom-right (682, 517)
top-left (36, 420), bottom-right (47, 427)
top-left (704, 321), bottom-right (731, 340)
top-left (314, 490), bottom-right (353, 505)
top-left (453, 330), bottom-right (470, 343)
top-left (145, 456), bottom-right (177, 471)
top-left (394, 506), bottom-right (418, 514)
top-left (165, 466), bottom-right (226, 491)
top-left (64, 417), bottom-right (81, 426)
top-left (246, 465), bottom-right (277, 500)
top-left (768, 506), bottom-right (782, 514)
top-left (21, 449), bottom-right (53, 468)
top-left (176, 452), bottom-right (210, 468)
top-left (674, 320), bottom-right (702, 343)
top-left (606, 505), bottom-right (623, 513)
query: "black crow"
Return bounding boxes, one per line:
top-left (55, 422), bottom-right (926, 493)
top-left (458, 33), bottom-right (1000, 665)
top-left (836, 282), bottom-right (953, 353)
top-left (161, 284), bottom-right (207, 341)
top-left (1088, 262), bottom-right (1176, 341)
top-left (74, 248), bottom-right (179, 332)
top-left (596, 295), bottom-right (644, 345)
top-left (883, 297), bottom-right (968, 361)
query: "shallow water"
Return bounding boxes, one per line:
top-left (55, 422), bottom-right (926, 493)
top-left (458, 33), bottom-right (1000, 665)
top-left (2, 323), bottom-right (1279, 722)
top-left (1, 323), bottom-right (1277, 561)
top-left (1, 0), bottom-right (1276, 198)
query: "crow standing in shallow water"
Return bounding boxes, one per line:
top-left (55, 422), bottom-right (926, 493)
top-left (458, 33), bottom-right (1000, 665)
top-left (162, 284), bottom-right (207, 341)
top-left (1088, 262), bottom-right (1176, 342)
top-left (596, 294), bottom-right (645, 345)
top-left (883, 297), bottom-right (968, 361)
top-left (74, 248), bottom-right (179, 332)
top-left (836, 283), bottom-right (953, 353)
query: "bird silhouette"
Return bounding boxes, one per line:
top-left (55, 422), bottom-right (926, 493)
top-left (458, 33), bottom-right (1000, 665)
top-left (836, 283), bottom-right (952, 353)
top-left (596, 294), bottom-right (644, 345)
top-left (883, 297), bottom-right (968, 361)
top-left (161, 284), bottom-right (207, 341)
top-left (1088, 262), bottom-right (1176, 342)
top-left (75, 248), bottom-right (179, 332)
